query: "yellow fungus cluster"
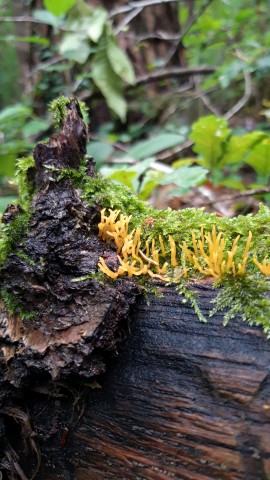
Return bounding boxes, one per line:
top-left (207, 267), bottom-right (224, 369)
top-left (253, 257), bottom-right (270, 275)
top-left (183, 226), bottom-right (252, 279)
top-left (98, 209), bottom-right (183, 281)
top-left (98, 209), bottom-right (270, 282)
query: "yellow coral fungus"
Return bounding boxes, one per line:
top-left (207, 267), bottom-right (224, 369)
top-left (98, 209), bottom-right (179, 281)
top-left (183, 227), bottom-right (252, 279)
top-left (98, 208), bottom-right (132, 253)
top-left (98, 210), bottom-right (254, 283)
top-left (253, 257), bottom-right (270, 275)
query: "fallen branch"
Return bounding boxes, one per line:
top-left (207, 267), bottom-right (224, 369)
top-left (134, 66), bottom-right (215, 86)
top-left (195, 186), bottom-right (270, 207)
top-left (109, 0), bottom-right (180, 18)
top-left (224, 69), bottom-right (252, 120)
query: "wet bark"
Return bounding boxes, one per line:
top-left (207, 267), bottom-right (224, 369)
top-left (0, 101), bottom-right (269, 480)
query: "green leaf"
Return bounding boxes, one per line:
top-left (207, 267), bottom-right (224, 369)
top-left (109, 170), bottom-right (137, 189)
top-left (86, 141), bottom-right (114, 168)
top-left (44, 0), bottom-right (75, 16)
top-left (245, 139), bottom-right (270, 177)
top-left (0, 196), bottom-right (17, 214)
top-left (138, 170), bottom-right (164, 200)
top-left (92, 49), bottom-right (127, 121)
top-left (107, 36), bottom-right (135, 85)
top-left (0, 104), bottom-right (31, 124)
top-left (66, 8), bottom-right (108, 42)
top-left (33, 9), bottom-right (62, 27)
top-left (222, 131), bottom-right (267, 165)
top-left (160, 165), bottom-right (208, 194)
top-left (59, 34), bottom-right (92, 63)
top-left (22, 119), bottom-right (50, 138)
top-left (0, 153), bottom-right (16, 177)
top-left (189, 115), bottom-right (230, 172)
top-left (128, 133), bottom-right (183, 160)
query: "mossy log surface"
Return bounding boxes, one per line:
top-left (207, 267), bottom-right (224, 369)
top-left (0, 100), bottom-right (269, 480)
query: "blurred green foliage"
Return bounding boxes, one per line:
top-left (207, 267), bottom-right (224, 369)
top-left (1, 0), bottom-right (270, 212)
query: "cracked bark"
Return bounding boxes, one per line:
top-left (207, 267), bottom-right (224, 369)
top-left (0, 100), bottom-right (269, 480)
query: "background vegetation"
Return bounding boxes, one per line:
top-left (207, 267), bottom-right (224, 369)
top-left (1, 0), bottom-right (270, 216)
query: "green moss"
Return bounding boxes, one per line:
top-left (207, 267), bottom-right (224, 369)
top-left (15, 156), bottom-right (35, 209)
top-left (211, 275), bottom-right (270, 338)
top-left (1, 289), bottom-right (37, 320)
top-left (49, 95), bottom-right (89, 129)
top-left (0, 210), bottom-right (31, 267)
top-left (16, 251), bottom-right (35, 267)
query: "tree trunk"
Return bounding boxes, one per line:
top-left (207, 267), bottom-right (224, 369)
top-left (0, 100), bottom-right (269, 480)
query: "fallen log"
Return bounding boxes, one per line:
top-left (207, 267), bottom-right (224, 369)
top-left (0, 98), bottom-right (269, 480)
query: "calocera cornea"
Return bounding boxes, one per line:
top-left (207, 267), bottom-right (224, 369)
top-left (98, 209), bottom-right (269, 283)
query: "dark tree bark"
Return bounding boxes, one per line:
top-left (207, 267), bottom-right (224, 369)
top-left (0, 101), bottom-right (269, 480)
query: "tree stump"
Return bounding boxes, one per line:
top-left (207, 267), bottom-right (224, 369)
top-left (0, 100), bottom-right (269, 480)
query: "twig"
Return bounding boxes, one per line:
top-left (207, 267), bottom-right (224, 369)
top-left (194, 76), bottom-right (221, 116)
top-left (27, 56), bottom-right (66, 79)
top-left (114, 7), bottom-right (143, 35)
top-left (125, 31), bottom-right (180, 43)
top-left (109, 0), bottom-right (180, 18)
top-left (164, 0), bottom-right (215, 65)
top-left (88, 134), bottom-right (128, 154)
top-left (224, 70), bottom-right (252, 120)
top-left (134, 67), bottom-right (215, 86)
top-left (0, 16), bottom-right (43, 25)
top-left (196, 187), bottom-right (270, 207)
top-left (156, 140), bottom-right (193, 163)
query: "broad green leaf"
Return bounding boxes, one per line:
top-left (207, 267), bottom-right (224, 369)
top-left (102, 158), bottom-right (155, 191)
top-left (0, 196), bottom-right (17, 214)
top-left (222, 131), bottom-right (267, 165)
top-left (59, 34), bottom-right (92, 63)
top-left (92, 49), bottom-right (127, 121)
top-left (87, 9), bottom-right (108, 42)
top-left (0, 153), bottom-right (16, 177)
top-left (109, 170), bottom-right (137, 189)
top-left (66, 9), bottom-right (107, 43)
top-left (86, 142), bottom-right (114, 168)
top-left (22, 119), bottom-right (50, 138)
top-left (245, 139), bottom-right (270, 177)
top-left (44, 0), bottom-right (75, 16)
top-left (138, 170), bottom-right (164, 200)
top-left (0, 104), bottom-right (31, 124)
top-left (107, 36), bottom-right (135, 85)
top-left (160, 165), bottom-right (208, 194)
top-left (128, 133), bottom-right (183, 160)
top-left (33, 9), bottom-right (62, 27)
top-left (189, 115), bottom-right (230, 171)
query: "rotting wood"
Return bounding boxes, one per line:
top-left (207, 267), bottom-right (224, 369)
top-left (2, 284), bottom-right (269, 480)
